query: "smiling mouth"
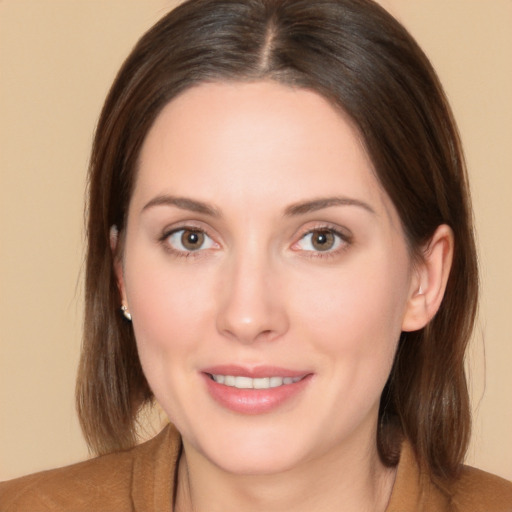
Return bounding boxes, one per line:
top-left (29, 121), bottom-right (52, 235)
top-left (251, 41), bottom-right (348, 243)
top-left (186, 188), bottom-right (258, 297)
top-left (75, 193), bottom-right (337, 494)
top-left (207, 374), bottom-right (304, 389)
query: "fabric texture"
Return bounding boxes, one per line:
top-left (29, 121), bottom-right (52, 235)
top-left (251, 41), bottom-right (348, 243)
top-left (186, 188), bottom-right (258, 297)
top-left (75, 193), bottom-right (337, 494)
top-left (1, 424), bottom-right (511, 511)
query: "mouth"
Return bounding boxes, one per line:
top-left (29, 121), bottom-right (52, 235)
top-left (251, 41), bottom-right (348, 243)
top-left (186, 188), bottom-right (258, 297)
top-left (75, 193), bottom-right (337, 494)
top-left (206, 374), bottom-right (304, 389)
top-left (201, 366), bottom-right (312, 414)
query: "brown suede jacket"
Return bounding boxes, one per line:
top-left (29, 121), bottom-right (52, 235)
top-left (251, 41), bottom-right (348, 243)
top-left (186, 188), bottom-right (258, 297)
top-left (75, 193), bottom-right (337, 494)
top-left (1, 424), bottom-right (511, 511)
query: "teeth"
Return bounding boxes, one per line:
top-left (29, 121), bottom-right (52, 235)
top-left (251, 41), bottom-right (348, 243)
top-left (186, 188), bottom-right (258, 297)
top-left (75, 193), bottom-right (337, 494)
top-left (210, 374), bottom-right (302, 389)
top-left (234, 376), bottom-right (253, 388)
top-left (269, 376), bottom-right (283, 388)
top-left (254, 377), bottom-right (270, 389)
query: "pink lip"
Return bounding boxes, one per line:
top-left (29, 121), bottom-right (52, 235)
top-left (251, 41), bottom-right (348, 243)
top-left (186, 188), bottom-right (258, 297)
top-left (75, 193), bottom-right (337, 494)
top-left (201, 365), bottom-right (312, 415)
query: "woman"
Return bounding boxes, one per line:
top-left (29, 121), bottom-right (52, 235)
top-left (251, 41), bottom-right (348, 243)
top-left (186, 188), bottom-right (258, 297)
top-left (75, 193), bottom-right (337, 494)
top-left (1, 0), bottom-right (511, 510)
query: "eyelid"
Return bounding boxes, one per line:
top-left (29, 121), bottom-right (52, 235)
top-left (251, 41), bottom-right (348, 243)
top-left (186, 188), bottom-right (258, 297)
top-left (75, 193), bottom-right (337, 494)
top-left (158, 216), bottom-right (217, 238)
top-left (295, 221), bottom-right (353, 241)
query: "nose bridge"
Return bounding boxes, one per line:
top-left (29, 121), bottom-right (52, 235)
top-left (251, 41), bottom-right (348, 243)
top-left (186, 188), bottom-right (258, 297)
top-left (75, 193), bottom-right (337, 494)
top-left (216, 242), bottom-right (288, 344)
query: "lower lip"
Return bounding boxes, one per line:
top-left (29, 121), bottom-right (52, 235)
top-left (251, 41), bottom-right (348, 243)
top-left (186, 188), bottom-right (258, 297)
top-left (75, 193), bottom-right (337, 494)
top-left (202, 373), bottom-right (311, 414)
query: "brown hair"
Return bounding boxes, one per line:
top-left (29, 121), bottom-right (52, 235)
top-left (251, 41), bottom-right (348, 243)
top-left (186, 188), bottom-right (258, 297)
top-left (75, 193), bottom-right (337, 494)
top-left (77, 0), bottom-right (478, 483)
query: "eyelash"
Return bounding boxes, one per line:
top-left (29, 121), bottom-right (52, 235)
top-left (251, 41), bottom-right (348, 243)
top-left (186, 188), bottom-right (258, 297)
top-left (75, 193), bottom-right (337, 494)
top-left (159, 224), bottom-right (353, 259)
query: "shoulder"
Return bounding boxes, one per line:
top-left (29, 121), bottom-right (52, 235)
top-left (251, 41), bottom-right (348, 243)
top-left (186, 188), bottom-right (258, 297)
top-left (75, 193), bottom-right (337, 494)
top-left (389, 440), bottom-right (512, 512)
top-left (0, 448), bottom-right (138, 511)
top-left (0, 424), bottom-right (179, 512)
top-left (448, 465), bottom-right (512, 512)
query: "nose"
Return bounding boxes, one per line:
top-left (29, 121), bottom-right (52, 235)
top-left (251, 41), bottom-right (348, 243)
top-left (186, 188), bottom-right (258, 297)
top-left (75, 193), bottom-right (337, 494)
top-left (216, 249), bottom-right (289, 344)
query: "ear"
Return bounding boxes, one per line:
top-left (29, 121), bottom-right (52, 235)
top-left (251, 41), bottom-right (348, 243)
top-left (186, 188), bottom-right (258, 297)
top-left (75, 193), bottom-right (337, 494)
top-left (110, 225), bottom-right (128, 306)
top-left (401, 224), bottom-right (454, 332)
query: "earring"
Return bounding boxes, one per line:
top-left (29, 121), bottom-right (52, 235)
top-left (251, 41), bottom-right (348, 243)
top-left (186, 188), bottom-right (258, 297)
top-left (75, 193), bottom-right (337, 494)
top-left (417, 285), bottom-right (424, 296)
top-left (120, 305), bottom-right (132, 321)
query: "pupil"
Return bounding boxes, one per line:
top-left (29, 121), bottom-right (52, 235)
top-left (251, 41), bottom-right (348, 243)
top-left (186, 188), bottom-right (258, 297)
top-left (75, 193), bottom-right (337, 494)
top-left (316, 233), bottom-right (327, 244)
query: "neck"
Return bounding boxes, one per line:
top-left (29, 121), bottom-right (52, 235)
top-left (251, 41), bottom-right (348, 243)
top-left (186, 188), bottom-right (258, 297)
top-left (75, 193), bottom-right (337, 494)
top-left (175, 430), bottom-right (397, 512)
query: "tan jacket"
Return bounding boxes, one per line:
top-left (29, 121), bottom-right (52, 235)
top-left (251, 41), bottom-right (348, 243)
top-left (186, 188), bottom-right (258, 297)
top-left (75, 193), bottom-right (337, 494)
top-left (1, 424), bottom-right (511, 511)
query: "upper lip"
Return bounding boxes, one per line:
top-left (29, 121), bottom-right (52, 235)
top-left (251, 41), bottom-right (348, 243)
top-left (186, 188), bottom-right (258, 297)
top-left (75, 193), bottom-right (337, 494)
top-left (201, 365), bottom-right (310, 379)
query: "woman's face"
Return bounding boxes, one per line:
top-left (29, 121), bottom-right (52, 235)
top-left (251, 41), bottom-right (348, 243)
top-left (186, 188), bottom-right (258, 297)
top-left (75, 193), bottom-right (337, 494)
top-left (119, 81), bottom-right (420, 475)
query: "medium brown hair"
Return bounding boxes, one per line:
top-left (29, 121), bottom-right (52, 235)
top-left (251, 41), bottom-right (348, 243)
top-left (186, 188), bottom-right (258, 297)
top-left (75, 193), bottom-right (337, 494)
top-left (77, 0), bottom-right (478, 483)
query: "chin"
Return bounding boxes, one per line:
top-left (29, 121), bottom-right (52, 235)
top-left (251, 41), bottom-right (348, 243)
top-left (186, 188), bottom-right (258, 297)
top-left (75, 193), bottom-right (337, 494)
top-left (184, 420), bottom-right (312, 476)
top-left (211, 445), bottom-right (307, 476)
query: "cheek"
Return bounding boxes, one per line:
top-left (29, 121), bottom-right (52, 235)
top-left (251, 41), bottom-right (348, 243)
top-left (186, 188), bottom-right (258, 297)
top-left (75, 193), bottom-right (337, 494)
top-left (124, 252), bottom-right (217, 367)
top-left (293, 254), bottom-right (410, 428)
top-left (123, 256), bottom-right (222, 425)
top-left (295, 251), bottom-right (410, 367)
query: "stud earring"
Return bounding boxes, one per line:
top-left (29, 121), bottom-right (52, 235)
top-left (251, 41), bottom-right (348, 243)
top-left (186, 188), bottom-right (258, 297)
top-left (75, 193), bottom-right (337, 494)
top-left (120, 305), bottom-right (132, 321)
top-left (417, 285), bottom-right (424, 296)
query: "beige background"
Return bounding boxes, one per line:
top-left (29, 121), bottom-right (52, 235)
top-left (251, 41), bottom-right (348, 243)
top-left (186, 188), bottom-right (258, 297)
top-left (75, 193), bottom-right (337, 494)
top-left (1, 0), bottom-right (511, 481)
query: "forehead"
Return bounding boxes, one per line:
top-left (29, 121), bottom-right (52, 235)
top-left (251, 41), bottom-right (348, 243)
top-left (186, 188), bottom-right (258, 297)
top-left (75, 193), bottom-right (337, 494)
top-left (133, 81), bottom-right (395, 222)
top-left (140, 81), bottom-right (366, 167)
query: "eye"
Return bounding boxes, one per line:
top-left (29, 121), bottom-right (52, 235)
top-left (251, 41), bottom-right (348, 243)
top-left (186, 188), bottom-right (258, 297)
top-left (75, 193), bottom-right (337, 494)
top-left (295, 228), bottom-right (346, 252)
top-left (165, 228), bottom-right (216, 253)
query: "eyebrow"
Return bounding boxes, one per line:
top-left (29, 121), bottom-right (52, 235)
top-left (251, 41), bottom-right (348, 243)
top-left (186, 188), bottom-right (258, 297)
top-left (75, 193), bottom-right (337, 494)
top-left (284, 196), bottom-right (376, 216)
top-left (142, 195), bottom-right (220, 217)
top-left (142, 194), bottom-right (375, 218)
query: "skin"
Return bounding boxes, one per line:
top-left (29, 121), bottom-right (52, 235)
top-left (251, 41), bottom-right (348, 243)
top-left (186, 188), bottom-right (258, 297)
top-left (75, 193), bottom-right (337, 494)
top-left (115, 81), bottom-right (453, 512)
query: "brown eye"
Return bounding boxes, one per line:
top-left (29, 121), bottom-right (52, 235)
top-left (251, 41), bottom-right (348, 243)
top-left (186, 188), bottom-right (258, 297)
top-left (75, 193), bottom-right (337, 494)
top-left (295, 228), bottom-right (346, 253)
top-left (165, 228), bottom-right (214, 253)
top-left (181, 230), bottom-right (204, 250)
top-left (311, 230), bottom-right (335, 251)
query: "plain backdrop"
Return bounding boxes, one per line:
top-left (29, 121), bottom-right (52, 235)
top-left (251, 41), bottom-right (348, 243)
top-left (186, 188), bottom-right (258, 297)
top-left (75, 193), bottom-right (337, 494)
top-left (1, 0), bottom-right (511, 481)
